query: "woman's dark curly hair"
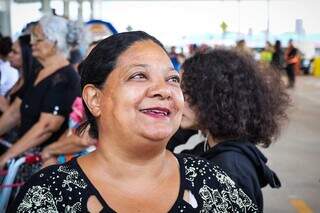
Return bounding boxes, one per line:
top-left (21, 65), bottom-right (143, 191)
top-left (78, 31), bottom-right (167, 139)
top-left (181, 49), bottom-right (290, 147)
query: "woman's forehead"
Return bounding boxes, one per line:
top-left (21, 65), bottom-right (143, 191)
top-left (116, 40), bottom-right (170, 67)
top-left (13, 41), bottom-right (20, 48)
top-left (33, 24), bottom-right (44, 35)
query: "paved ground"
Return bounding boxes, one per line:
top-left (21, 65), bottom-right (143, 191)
top-left (262, 76), bottom-right (320, 213)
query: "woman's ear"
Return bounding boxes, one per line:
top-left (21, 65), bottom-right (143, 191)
top-left (82, 84), bottom-right (102, 117)
top-left (49, 40), bottom-right (58, 55)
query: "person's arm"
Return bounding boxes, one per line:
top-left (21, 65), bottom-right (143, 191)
top-left (0, 112), bottom-right (65, 167)
top-left (0, 79), bottom-right (24, 113)
top-left (0, 95), bottom-right (10, 112)
top-left (41, 129), bottom-right (96, 161)
top-left (0, 97), bottom-right (21, 136)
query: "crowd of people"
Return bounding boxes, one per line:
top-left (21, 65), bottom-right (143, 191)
top-left (168, 38), bottom-right (306, 89)
top-left (0, 14), bottom-right (293, 212)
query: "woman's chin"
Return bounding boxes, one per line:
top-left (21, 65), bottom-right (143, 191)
top-left (32, 51), bottom-right (37, 56)
top-left (141, 127), bottom-right (175, 142)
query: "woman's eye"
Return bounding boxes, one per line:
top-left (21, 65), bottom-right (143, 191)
top-left (129, 73), bottom-right (147, 80)
top-left (168, 76), bottom-right (181, 84)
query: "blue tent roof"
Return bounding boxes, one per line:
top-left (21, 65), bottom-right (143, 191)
top-left (86, 19), bottom-right (118, 35)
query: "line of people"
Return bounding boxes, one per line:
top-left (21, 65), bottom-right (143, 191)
top-left (1, 15), bottom-right (290, 212)
top-left (0, 15), bottom-right (94, 179)
top-left (237, 39), bottom-right (301, 88)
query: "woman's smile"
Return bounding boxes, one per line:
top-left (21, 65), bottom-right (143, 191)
top-left (139, 107), bottom-right (171, 119)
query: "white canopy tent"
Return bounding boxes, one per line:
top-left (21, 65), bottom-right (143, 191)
top-left (1, 0), bottom-right (273, 36)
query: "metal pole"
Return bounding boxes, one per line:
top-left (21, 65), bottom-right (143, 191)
top-left (266, 0), bottom-right (270, 41)
top-left (1, 0), bottom-right (11, 36)
top-left (96, 0), bottom-right (102, 19)
top-left (89, 0), bottom-right (94, 19)
top-left (237, 0), bottom-right (241, 38)
top-left (63, 0), bottom-right (70, 19)
top-left (41, 0), bottom-right (51, 15)
top-left (77, 0), bottom-right (83, 21)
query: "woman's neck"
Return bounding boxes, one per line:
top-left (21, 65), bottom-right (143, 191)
top-left (39, 53), bottom-right (69, 68)
top-left (87, 135), bottom-right (172, 181)
top-left (203, 130), bottom-right (218, 148)
top-left (34, 54), bottom-right (69, 86)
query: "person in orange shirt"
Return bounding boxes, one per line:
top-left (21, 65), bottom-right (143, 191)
top-left (285, 39), bottom-right (300, 88)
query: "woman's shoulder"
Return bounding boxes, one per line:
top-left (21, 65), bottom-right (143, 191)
top-left (10, 159), bottom-right (89, 213)
top-left (25, 158), bottom-right (88, 191)
top-left (176, 154), bottom-right (259, 212)
top-left (178, 154), bottom-right (240, 186)
top-left (51, 65), bottom-right (80, 84)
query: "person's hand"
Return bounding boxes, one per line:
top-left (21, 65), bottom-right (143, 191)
top-left (79, 137), bottom-right (97, 147)
top-left (78, 130), bottom-right (97, 147)
top-left (41, 148), bottom-right (53, 162)
top-left (0, 153), bottom-right (11, 170)
top-left (69, 131), bottom-right (97, 147)
top-left (0, 156), bottom-right (6, 170)
top-left (41, 156), bottom-right (57, 169)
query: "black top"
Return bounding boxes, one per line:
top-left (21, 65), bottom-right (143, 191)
top-left (18, 65), bottom-right (80, 148)
top-left (167, 128), bottom-right (198, 151)
top-left (182, 138), bottom-right (281, 212)
top-left (11, 154), bottom-right (258, 212)
top-left (10, 58), bottom-right (42, 104)
top-left (271, 49), bottom-right (284, 69)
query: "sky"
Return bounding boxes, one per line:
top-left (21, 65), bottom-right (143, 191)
top-left (9, 0), bottom-right (320, 45)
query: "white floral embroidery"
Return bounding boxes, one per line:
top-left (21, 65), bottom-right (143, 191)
top-left (16, 183), bottom-right (83, 212)
top-left (213, 166), bottom-right (258, 211)
top-left (214, 168), bottom-right (236, 187)
top-left (15, 155), bottom-right (258, 213)
top-left (58, 165), bottom-right (87, 191)
top-left (17, 186), bottom-right (60, 213)
top-left (185, 166), bottom-right (198, 182)
top-left (199, 185), bottom-right (229, 213)
top-left (65, 201), bottom-right (82, 213)
top-left (183, 156), bottom-right (258, 212)
top-left (15, 162), bottom-right (86, 212)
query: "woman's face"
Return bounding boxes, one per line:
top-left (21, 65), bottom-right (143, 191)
top-left (31, 24), bottom-right (56, 60)
top-left (8, 41), bottom-right (22, 70)
top-left (180, 70), bottom-right (199, 130)
top-left (96, 40), bottom-right (184, 143)
top-left (180, 96), bottom-right (199, 130)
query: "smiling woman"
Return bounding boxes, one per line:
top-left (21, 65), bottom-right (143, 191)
top-left (11, 31), bottom-right (258, 213)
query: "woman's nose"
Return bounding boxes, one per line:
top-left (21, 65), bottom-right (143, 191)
top-left (148, 80), bottom-right (171, 100)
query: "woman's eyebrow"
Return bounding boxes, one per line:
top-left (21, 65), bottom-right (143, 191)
top-left (118, 63), bottom-right (147, 73)
top-left (126, 64), bottom-right (149, 69)
top-left (118, 64), bottom-right (149, 78)
top-left (168, 67), bottom-right (178, 73)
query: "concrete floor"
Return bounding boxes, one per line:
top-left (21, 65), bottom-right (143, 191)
top-left (262, 76), bottom-right (320, 213)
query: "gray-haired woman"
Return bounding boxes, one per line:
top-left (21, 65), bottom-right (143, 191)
top-left (0, 15), bottom-right (80, 168)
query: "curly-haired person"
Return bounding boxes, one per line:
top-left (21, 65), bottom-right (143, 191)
top-left (175, 49), bottom-right (290, 212)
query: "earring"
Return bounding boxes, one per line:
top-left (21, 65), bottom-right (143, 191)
top-left (199, 130), bottom-right (209, 152)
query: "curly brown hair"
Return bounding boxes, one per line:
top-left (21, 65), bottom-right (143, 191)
top-left (181, 49), bottom-right (290, 147)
